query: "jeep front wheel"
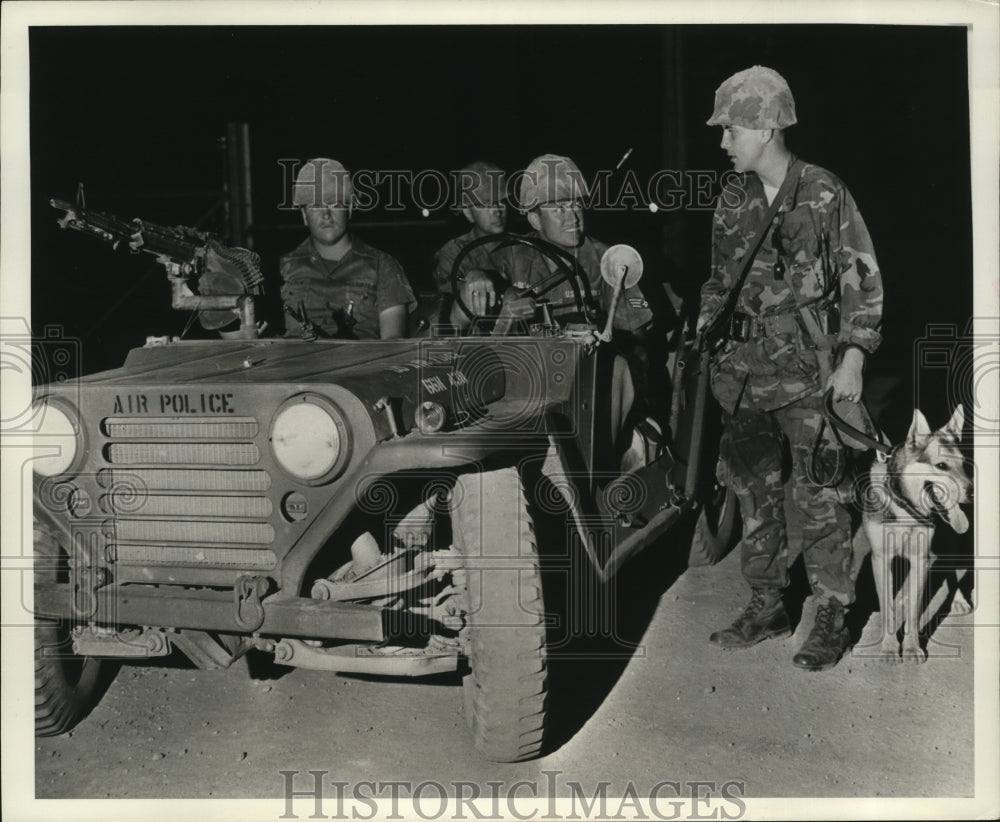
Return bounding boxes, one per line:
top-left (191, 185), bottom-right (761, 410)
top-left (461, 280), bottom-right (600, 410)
top-left (690, 485), bottom-right (739, 566)
top-left (451, 467), bottom-right (547, 762)
top-left (34, 520), bottom-right (115, 736)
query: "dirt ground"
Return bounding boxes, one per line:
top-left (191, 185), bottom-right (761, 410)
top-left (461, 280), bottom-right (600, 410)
top-left (30, 529), bottom-right (976, 807)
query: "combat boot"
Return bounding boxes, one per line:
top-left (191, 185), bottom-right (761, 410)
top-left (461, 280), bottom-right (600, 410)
top-left (709, 587), bottom-right (791, 649)
top-left (792, 597), bottom-right (850, 671)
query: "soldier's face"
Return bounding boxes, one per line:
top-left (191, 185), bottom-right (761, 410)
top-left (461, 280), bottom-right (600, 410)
top-left (529, 199), bottom-right (584, 248)
top-left (721, 125), bottom-right (767, 173)
top-left (302, 203), bottom-right (350, 247)
top-left (463, 203), bottom-right (507, 235)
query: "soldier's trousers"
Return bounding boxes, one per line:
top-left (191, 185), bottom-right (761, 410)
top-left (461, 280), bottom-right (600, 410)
top-left (718, 394), bottom-right (854, 605)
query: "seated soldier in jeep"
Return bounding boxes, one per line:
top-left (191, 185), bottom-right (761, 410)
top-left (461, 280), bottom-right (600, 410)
top-left (511, 154), bottom-right (667, 447)
top-left (510, 154), bottom-right (652, 330)
top-left (281, 157), bottom-right (416, 339)
top-left (431, 160), bottom-right (509, 327)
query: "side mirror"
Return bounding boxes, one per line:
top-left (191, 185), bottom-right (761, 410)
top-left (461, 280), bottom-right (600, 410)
top-left (596, 245), bottom-right (644, 342)
top-left (600, 244), bottom-right (643, 289)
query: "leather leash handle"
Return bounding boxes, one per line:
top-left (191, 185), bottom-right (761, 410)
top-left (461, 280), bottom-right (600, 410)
top-left (822, 388), bottom-right (892, 454)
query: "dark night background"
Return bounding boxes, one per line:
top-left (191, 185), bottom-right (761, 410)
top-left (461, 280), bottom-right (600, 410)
top-left (28, 25), bottom-right (972, 431)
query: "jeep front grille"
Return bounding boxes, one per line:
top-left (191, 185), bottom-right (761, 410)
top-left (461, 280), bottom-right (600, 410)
top-left (98, 468), bottom-right (270, 492)
top-left (115, 519), bottom-right (275, 544)
top-left (101, 493), bottom-right (273, 519)
top-left (103, 420), bottom-right (259, 438)
top-left (99, 415), bottom-right (276, 581)
top-left (106, 442), bottom-right (260, 465)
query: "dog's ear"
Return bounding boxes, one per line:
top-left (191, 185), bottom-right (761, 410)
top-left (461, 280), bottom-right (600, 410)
top-left (943, 405), bottom-right (965, 441)
top-left (907, 409), bottom-right (932, 446)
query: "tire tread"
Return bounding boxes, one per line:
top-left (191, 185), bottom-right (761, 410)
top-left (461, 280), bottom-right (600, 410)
top-left (454, 468), bottom-right (548, 762)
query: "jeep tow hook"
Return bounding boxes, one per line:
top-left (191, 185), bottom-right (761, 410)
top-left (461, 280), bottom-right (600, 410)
top-left (233, 574), bottom-right (270, 631)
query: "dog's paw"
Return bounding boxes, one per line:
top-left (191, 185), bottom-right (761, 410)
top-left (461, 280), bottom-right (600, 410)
top-left (879, 639), bottom-right (901, 663)
top-left (901, 642), bottom-right (927, 664)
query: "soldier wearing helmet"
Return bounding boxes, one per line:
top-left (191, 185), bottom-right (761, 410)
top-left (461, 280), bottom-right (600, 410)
top-left (697, 66), bottom-right (884, 671)
top-left (511, 153), bottom-right (653, 333)
top-left (281, 158), bottom-right (415, 339)
top-left (431, 161), bottom-right (509, 324)
top-left (439, 154), bottom-right (655, 334)
top-left (512, 153), bottom-right (664, 445)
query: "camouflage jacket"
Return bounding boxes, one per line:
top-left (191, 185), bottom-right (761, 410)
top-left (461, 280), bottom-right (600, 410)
top-left (698, 159), bottom-right (884, 413)
top-left (507, 233), bottom-right (654, 332)
top-left (280, 235), bottom-right (415, 339)
top-left (431, 228), bottom-right (509, 295)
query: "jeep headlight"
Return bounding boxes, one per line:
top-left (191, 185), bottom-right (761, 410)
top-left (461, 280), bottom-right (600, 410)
top-left (32, 398), bottom-right (80, 477)
top-left (270, 395), bottom-right (349, 484)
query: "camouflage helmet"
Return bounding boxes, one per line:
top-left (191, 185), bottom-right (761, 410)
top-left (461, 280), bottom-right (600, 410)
top-left (706, 66), bottom-right (797, 129)
top-left (517, 154), bottom-right (589, 212)
top-left (292, 158), bottom-right (354, 207)
top-left (456, 160), bottom-right (507, 209)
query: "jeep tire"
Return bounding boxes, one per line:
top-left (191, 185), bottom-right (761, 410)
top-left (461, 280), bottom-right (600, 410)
top-left (452, 467), bottom-right (548, 762)
top-left (691, 485), bottom-right (739, 566)
top-left (34, 520), bottom-right (115, 736)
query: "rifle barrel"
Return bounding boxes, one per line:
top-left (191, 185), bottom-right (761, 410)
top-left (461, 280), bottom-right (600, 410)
top-left (51, 198), bottom-right (201, 269)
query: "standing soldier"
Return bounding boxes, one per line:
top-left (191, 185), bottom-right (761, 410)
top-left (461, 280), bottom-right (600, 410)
top-left (281, 158), bottom-right (415, 339)
top-left (697, 66), bottom-right (884, 670)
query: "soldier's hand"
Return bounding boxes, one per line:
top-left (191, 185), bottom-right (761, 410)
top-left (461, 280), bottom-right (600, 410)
top-left (460, 269), bottom-right (496, 315)
top-left (828, 348), bottom-right (865, 402)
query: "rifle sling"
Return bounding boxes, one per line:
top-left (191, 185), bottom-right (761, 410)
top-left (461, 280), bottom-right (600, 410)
top-left (708, 157), bottom-right (804, 341)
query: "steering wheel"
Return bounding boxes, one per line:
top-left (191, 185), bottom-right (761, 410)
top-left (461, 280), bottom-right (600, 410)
top-left (448, 233), bottom-right (597, 324)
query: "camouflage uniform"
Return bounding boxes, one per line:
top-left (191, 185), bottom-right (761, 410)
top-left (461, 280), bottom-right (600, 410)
top-left (515, 154), bottom-right (653, 333)
top-left (282, 157), bottom-right (417, 340)
top-left (505, 232), bottom-right (654, 333)
top-left (280, 236), bottom-right (416, 340)
top-left (432, 229), bottom-right (509, 295)
top-left (432, 161), bottom-right (509, 295)
top-left (698, 160), bottom-right (884, 604)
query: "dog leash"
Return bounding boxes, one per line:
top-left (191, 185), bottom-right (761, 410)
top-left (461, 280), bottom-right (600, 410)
top-left (822, 389), bottom-right (893, 455)
top-left (807, 389), bottom-right (893, 487)
top-left (819, 392), bottom-right (944, 524)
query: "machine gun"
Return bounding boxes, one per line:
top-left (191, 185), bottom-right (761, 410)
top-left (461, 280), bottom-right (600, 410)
top-left (51, 197), bottom-right (265, 336)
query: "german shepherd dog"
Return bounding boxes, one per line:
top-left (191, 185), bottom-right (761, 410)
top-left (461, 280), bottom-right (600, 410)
top-left (862, 405), bottom-right (972, 663)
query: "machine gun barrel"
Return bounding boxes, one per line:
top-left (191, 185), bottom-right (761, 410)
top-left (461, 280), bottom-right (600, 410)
top-left (50, 198), bottom-right (203, 277)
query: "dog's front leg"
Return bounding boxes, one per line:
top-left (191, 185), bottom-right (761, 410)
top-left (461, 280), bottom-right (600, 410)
top-left (901, 535), bottom-right (930, 663)
top-left (867, 520), bottom-right (901, 662)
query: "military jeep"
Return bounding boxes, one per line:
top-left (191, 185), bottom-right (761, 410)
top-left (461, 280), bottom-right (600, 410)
top-left (32, 221), bottom-right (734, 762)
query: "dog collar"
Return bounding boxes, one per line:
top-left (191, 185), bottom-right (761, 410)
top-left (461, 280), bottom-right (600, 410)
top-left (885, 446), bottom-right (935, 525)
